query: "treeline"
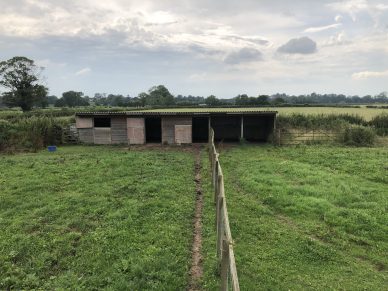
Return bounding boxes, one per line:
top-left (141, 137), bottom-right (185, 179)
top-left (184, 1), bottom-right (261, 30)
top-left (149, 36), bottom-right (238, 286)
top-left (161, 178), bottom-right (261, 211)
top-left (271, 92), bottom-right (388, 105)
top-left (1, 57), bottom-right (387, 111)
top-left (46, 87), bottom-right (388, 108)
top-left (2, 85), bottom-right (388, 110)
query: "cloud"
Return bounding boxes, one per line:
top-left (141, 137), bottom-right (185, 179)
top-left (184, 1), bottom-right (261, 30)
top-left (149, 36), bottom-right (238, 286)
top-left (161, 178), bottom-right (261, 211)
top-left (304, 23), bottom-right (342, 33)
top-left (327, 0), bottom-right (368, 21)
top-left (376, 4), bottom-right (388, 11)
top-left (335, 14), bottom-right (343, 22)
top-left (325, 31), bottom-right (350, 46)
top-left (1, 0), bottom-right (387, 96)
top-left (75, 67), bottom-right (91, 76)
top-left (327, 0), bottom-right (388, 22)
top-left (352, 70), bottom-right (388, 79)
top-left (224, 47), bottom-right (263, 64)
top-left (277, 37), bottom-right (317, 54)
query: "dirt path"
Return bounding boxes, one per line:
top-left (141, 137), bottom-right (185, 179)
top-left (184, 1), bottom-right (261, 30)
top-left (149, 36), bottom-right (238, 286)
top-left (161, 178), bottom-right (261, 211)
top-left (188, 146), bottom-right (204, 290)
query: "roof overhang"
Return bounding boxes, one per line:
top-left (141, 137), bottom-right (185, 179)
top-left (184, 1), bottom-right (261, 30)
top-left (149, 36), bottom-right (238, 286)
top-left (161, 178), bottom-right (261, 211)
top-left (76, 110), bottom-right (278, 117)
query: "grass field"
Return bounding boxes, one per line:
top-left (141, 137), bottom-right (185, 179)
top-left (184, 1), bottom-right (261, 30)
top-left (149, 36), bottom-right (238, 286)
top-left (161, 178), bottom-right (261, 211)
top-left (1, 106), bottom-right (386, 121)
top-left (143, 107), bottom-right (387, 121)
top-left (0, 146), bottom-right (200, 289)
top-left (1, 144), bottom-right (387, 290)
top-left (218, 145), bottom-right (387, 290)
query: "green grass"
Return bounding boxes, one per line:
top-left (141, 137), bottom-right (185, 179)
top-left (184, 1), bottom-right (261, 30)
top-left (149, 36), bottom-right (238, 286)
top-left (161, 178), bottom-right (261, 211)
top-left (201, 151), bottom-right (220, 290)
top-left (218, 145), bottom-right (387, 290)
top-left (0, 146), bottom-right (197, 289)
top-left (1, 143), bottom-right (386, 290)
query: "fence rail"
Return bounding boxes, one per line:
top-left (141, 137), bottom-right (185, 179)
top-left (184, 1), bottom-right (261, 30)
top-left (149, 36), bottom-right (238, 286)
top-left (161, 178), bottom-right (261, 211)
top-left (208, 128), bottom-right (240, 291)
top-left (276, 128), bottom-right (341, 145)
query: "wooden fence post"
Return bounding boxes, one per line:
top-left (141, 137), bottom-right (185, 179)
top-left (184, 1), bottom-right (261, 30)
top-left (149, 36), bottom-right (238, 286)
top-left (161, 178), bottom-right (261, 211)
top-left (216, 195), bottom-right (224, 258)
top-left (229, 246), bottom-right (240, 291)
top-left (215, 172), bottom-right (221, 223)
top-left (220, 238), bottom-right (230, 291)
top-left (213, 159), bottom-right (218, 190)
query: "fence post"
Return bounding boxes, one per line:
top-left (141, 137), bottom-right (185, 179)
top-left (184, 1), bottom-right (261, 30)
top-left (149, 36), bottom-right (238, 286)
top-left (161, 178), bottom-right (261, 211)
top-left (220, 238), bottom-right (230, 291)
top-left (213, 155), bottom-right (219, 187)
top-left (229, 246), bottom-right (240, 291)
top-left (216, 195), bottom-right (224, 258)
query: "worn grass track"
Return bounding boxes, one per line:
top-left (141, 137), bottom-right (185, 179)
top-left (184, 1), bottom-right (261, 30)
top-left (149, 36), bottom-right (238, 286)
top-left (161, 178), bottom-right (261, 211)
top-left (188, 146), bottom-right (204, 290)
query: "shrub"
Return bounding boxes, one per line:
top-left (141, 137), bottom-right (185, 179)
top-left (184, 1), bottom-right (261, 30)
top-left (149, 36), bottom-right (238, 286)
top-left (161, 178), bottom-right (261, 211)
top-left (341, 126), bottom-right (376, 146)
top-left (0, 120), bottom-right (12, 150)
top-left (17, 117), bottom-right (67, 151)
top-left (0, 116), bottom-right (70, 152)
top-left (276, 113), bottom-right (364, 130)
top-left (369, 113), bottom-right (388, 136)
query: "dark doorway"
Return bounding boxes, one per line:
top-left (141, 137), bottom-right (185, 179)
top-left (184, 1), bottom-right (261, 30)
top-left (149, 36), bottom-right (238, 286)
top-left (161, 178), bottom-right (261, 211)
top-left (145, 117), bottom-right (161, 143)
top-left (192, 117), bottom-right (209, 142)
top-left (243, 115), bottom-right (274, 142)
top-left (211, 115), bottom-right (241, 141)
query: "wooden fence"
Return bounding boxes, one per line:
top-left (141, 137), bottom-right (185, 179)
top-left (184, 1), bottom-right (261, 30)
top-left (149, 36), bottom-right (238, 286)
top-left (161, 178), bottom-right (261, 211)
top-left (208, 128), bottom-right (240, 291)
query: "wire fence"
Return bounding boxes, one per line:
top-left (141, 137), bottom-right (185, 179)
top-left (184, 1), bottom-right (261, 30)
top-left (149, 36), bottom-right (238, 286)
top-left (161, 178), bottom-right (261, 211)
top-left (208, 128), bottom-right (240, 291)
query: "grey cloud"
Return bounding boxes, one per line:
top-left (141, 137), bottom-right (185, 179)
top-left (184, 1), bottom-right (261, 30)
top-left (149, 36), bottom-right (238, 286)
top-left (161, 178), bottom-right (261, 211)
top-left (223, 35), bottom-right (269, 46)
top-left (224, 47), bottom-right (263, 64)
top-left (277, 37), bottom-right (317, 54)
top-left (188, 44), bottom-right (223, 56)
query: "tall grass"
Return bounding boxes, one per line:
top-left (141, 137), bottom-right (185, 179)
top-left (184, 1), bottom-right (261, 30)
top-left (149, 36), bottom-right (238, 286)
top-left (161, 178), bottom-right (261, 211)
top-left (276, 113), bottom-right (365, 130)
top-left (0, 116), bottom-right (70, 152)
top-left (369, 113), bottom-right (388, 136)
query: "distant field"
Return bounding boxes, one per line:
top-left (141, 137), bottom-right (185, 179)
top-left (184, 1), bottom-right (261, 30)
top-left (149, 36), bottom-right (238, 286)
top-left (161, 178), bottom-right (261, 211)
top-left (1, 106), bottom-right (387, 121)
top-left (0, 146), bottom-right (198, 289)
top-left (143, 107), bottom-right (387, 121)
top-left (219, 145), bottom-right (387, 290)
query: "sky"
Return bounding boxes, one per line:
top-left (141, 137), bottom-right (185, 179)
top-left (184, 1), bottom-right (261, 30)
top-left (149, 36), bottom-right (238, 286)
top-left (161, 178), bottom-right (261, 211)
top-left (0, 0), bottom-right (387, 98)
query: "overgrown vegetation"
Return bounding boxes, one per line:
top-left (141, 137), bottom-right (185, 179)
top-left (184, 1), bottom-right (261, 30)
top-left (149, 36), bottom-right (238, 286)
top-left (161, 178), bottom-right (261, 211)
top-left (342, 126), bottom-right (376, 146)
top-left (274, 113), bottom-right (388, 146)
top-left (276, 113), bottom-right (366, 130)
top-left (369, 113), bottom-right (388, 136)
top-left (0, 116), bottom-right (70, 152)
top-left (0, 146), bottom-right (196, 289)
top-left (219, 145), bottom-right (387, 290)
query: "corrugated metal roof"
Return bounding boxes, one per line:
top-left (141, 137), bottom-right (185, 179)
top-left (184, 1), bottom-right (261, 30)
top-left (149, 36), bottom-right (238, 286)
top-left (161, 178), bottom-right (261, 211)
top-left (76, 110), bottom-right (278, 116)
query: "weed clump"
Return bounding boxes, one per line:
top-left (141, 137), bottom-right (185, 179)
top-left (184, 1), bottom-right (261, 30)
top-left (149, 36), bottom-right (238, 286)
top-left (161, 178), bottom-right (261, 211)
top-left (341, 126), bottom-right (376, 146)
top-left (369, 113), bottom-right (388, 136)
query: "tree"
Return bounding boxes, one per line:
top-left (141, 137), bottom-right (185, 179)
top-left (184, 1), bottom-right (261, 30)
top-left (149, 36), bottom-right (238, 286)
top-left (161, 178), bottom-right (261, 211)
top-left (205, 95), bottom-right (220, 106)
top-left (54, 98), bottom-right (66, 107)
top-left (0, 56), bottom-right (48, 111)
top-left (138, 92), bottom-right (148, 106)
top-left (148, 85), bottom-right (175, 106)
top-left (47, 95), bottom-right (58, 105)
top-left (257, 95), bottom-right (270, 105)
top-left (235, 94), bottom-right (249, 105)
top-left (55, 91), bottom-right (89, 107)
top-left (272, 97), bottom-right (285, 105)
